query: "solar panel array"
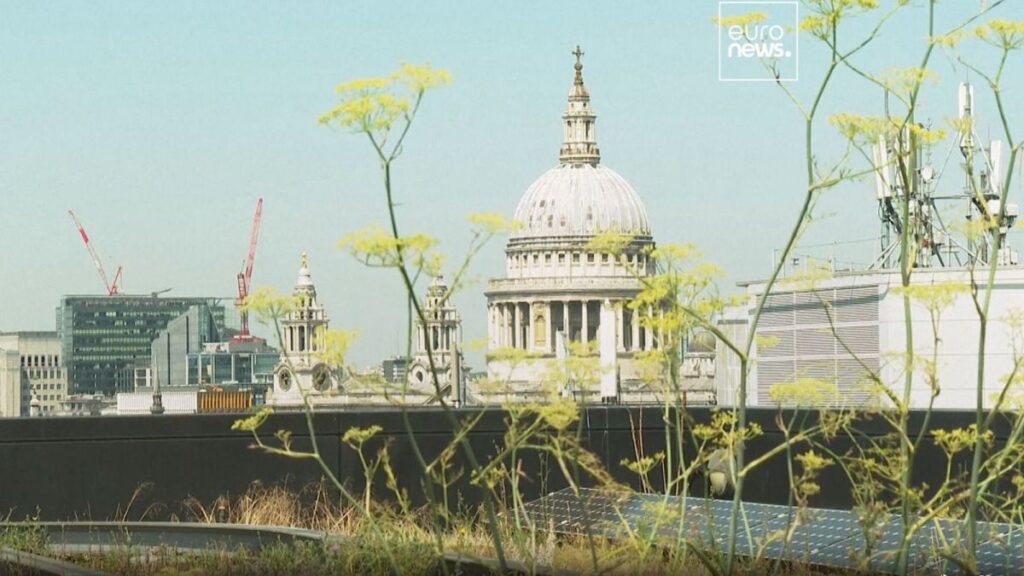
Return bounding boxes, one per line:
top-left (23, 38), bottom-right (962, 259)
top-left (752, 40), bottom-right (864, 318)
top-left (521, 489), bottom-right (1024, 575)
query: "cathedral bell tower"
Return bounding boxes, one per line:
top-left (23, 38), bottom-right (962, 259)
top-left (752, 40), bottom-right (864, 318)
top-left (269, 253), bottom-right (337, 406)
top-left (408, 275), bottom-right (467, 403)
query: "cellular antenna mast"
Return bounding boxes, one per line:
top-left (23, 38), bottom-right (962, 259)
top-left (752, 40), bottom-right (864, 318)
top-left (957, 81), bottom-right (1018, 266)
top-left (869, 82), bottom-right (1018, 269)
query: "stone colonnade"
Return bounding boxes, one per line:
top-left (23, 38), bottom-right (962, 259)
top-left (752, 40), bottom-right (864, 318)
top-left (488, 300), bottom-right (658, 353)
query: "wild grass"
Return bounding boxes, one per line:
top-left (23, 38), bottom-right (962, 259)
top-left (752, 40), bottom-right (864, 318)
top-left (0, 482), bottom-right (858, 576)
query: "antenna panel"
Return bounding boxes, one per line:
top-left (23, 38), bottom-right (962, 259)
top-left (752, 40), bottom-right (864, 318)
top-left (991, 140), bottom-right (1004, 195)
top-left (958, 82), bottom-right (974, 119)
top-left (959, 82), bottom-right (975, 150)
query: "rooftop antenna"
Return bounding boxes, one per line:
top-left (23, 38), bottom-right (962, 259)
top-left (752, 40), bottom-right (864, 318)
top-left (958, 81), bottom-right (975, 150)
top-left (990, 139), bottom-right (1004, 196)
top-left (865, 77), bottom-right (1024, 270)
top-left (872, 88), bottom-right (903, 269)
top-left (959, 83), bottom-right (1018, 265)
top-left (869, 96), bottom-right (956, 269)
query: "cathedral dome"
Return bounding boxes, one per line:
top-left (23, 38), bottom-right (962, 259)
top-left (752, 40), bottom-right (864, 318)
top-left (512, 163), bottom-right (650, 239)
top-left (509, 46), bottom-right (651, 243)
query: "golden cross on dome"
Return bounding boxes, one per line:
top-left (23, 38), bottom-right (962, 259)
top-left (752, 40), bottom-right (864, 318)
top-left (301, 252), bottom-right (307, 268)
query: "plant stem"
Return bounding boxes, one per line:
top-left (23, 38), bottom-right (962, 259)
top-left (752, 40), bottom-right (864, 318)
top-left (968, 45), bottom-right (1018, 566)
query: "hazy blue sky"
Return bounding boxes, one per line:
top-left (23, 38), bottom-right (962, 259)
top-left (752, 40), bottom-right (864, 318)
top-left (1, 1), bottom-right (1021, 368)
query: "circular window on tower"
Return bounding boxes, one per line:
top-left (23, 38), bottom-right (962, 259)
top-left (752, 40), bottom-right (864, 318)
top-left (278, 369), bottom-right (293, 392)
top-left (313, 364), bottom-right (331, 392)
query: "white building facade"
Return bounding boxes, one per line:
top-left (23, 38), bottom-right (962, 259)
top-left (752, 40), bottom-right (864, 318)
top-left (0, 332), bottom-right (68, 417)
top-left (716, 267), bottom-right (1024, 410)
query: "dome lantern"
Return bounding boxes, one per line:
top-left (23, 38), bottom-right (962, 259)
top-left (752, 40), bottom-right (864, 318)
top-left (559, 45), bottom-right (600, 166)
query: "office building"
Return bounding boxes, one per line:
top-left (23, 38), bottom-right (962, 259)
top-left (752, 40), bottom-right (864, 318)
top-left (57, 295), bottom-right (226, 395)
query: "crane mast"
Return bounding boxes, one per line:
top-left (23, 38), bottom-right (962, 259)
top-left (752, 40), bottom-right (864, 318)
top-left (68, 209), bottom-right (121, 296)
top-left (236, 197), bottom-right (263, 339)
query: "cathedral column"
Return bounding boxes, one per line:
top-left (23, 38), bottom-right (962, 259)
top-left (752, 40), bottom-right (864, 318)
top-left (526, 302), bottom-right (534, 351)
top-left (632, 310), bottom-right (641, 352)
top-left (565, 297), bottom-right (573, 342)
top-left (493, 307), bottom-right (499, 348)
top-left (581, 300), bottom-right (589, 345)
top-left (493, 306), bottom-right (499, 348)
top-left (505, 304), bottom-right (512, 348)
top-left (514, 303), bottom-right (522, 349)
top-left (545, 303), bottom-right (552, 353)
top-left (547, 302), bottom-right (556, 351)
top-left (487, 306), bottom-right (494, 348)
top-left (644, 305), bottom-right (654, 351)
top-left (499, 304), bottom-right (507, 347)
top-left (616, 305), bottom-right (625, 352)
top-left (657, 309), bottom-right (665, 351)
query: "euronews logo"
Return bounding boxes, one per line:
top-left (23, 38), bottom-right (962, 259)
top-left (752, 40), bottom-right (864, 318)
top-left (718, 1), bottom-right (799, 82)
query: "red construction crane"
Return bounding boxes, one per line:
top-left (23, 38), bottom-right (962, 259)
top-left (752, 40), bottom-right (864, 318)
top-left (235, 197), bottom-right (263, 339)
top-left (68, 210), bottom-right (122, 296)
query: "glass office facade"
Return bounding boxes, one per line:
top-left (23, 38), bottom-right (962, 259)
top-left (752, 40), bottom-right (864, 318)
top-left (151, 304), bottom-right (223, 388)
top-left (58, 295), bottom-right (226, 395)
top-left (186, 351), bottom-right (277, 387)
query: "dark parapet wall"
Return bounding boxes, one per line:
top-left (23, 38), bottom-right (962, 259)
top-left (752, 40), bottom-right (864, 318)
top-left (0, 407), bottom-right (1012, 521)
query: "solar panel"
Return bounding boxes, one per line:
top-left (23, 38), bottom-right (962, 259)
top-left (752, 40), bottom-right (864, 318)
top-left (521, 488), bottom-right (1024, 574)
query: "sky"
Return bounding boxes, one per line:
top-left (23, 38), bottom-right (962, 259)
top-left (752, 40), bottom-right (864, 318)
top-left (1, 1), bottom-right (1021, 369)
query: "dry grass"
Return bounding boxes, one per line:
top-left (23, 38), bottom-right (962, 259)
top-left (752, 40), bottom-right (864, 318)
top-left (182, 480), bottom-right (359, 533)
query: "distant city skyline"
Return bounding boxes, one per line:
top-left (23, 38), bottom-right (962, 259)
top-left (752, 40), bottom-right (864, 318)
top-left (2, 1), bottom-right (1021, 369)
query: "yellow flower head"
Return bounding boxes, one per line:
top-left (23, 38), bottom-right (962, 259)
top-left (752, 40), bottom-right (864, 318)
top-left (319, 62), bottom-right (451, 150)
